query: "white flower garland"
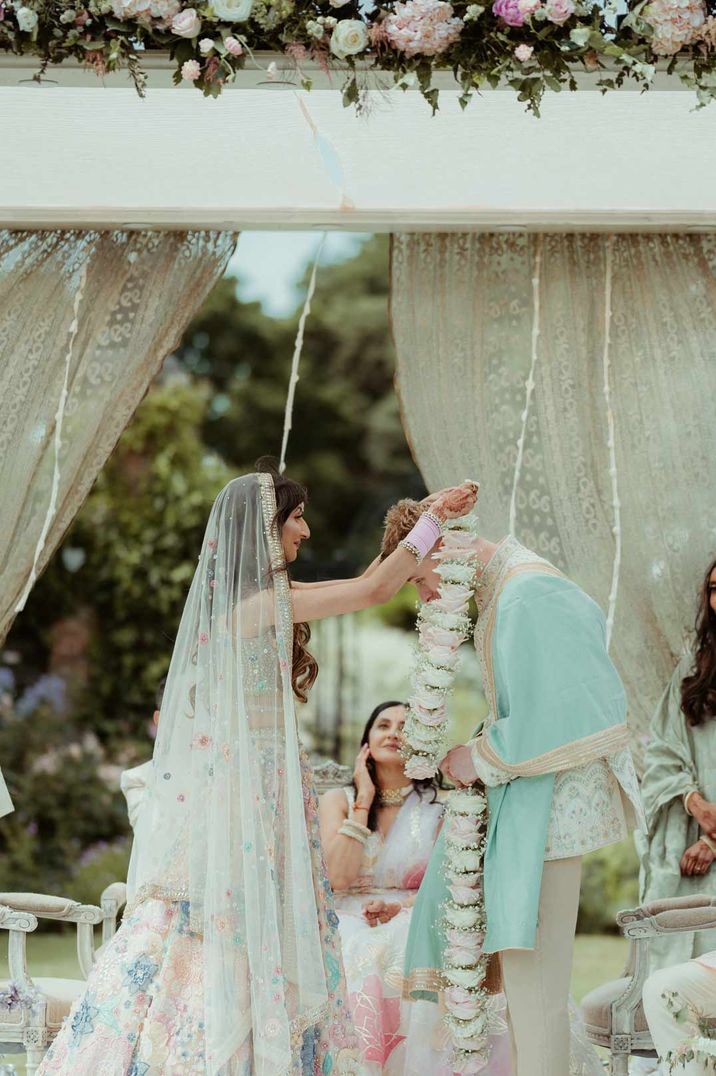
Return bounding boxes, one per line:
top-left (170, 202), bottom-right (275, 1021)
top-left (401, 509), bottom-right (494, 1073)
top-left (443, 788), bottom-right (494, 1075)
top-left (402, 509), bottom-right (479, 782)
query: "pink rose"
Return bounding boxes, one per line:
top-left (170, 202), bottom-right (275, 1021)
top-left (517, 0), bottom-right (541, 13)
top-left (449, 883), bottom-right (479, 905)
top-left (445, 942), bottom-right (482, 966)
top-left (514, 43), bottom-right (534, 60)
top-left (448, 815), bottom-right (480, 840)
top-left (492, 0), bottom-right (525, 26)
top-left (420, 625), bottom-right (457, 649)
top-left (445, 985), bottom-right (480, 1020)
top-left (405, 756), bottom-right (437, 779)
top-left (544, 0), bottom-right (574, 22)
top-left (412, 704), bottom-right (445, 727)
top-left (225, 35), bottom-right (243, 54)
top-left (446, 928), bottom-right (484, 950)
top-left (173, 7), bottom-right (200, 37)
top-left (181, 58), bottom-right (201, 80)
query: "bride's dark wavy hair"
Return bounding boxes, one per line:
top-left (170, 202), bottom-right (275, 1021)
top-left (681, 556), bottom-right (716, 727)
top-left (255, 457), bottom-right (318, 704)
top-left (351, 700), bottom-right (443, 833)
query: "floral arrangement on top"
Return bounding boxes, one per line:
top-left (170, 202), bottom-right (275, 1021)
top-left (2, 0), bottom-right (716, 114)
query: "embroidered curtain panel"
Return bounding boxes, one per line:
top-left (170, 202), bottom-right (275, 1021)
top-left (391, 233), bottom-right (716, 768)
top-left (0, 229), bottom-right (237, 647)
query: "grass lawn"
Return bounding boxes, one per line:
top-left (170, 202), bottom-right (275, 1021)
top-left (0, 930), bottom-right (628, 1071)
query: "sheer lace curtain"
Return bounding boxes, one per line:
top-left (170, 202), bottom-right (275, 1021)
top-left (391, 233), bottom-right (716, 768)
top-left (0, 229), bottom-right (237, 648)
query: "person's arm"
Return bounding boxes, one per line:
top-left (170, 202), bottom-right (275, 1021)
top-left (319, 788), bottom-right (371, 892)
top-left (291, 483), bottom-right (477, 624)
top-left (291, 557), bottom-right (382, 592)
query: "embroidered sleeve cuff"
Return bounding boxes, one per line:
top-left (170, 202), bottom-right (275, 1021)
top-left (470, 736), bottom-right (512, 787)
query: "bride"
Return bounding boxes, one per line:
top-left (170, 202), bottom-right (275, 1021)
top-left (38, 464), bottom-right (476, 1076)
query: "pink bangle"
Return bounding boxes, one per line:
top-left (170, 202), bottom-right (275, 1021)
top-left (399, 512), bottom-right (444, 563)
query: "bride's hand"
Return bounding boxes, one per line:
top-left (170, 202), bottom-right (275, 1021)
top-left (363, 899), bottom-right (402, 927)
top-left (430, 481), bottom-right (479, 521)
top-left (353, 745), bottom-right (375, 808)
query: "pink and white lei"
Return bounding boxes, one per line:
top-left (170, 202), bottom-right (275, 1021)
top-left (443, 788), bottom-right (495, 1074)
top-left (402, 509), bottom-right (479, 782)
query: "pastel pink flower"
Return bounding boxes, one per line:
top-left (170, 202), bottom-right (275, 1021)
top-left (446, 927), bottom-right (484, 950)
top-left (172, 6), bottom-right (200, 36)
top-left (405, 756), bottom-right (437, 779)
top-left (544, 0), bottom-right (574, 22)
top-left (412, 704), bottom-right (445, 727)
top-left (199, 630), bottom-right (209, 644)
top-left (181, 59), bottom-right (202, 81)
top-left (445, 941), bottom-right (482, 965)
top-left (420, 625), bottom-right (457, 649)
top-left (448, 815), bottom-right (481, 840)
top-left (384, 0), bottom-right (464, 58)
top-left (514, 43), bottom-right (534, 60)
top-left (644, 0), bottom-right (705, 54)
top-left (492, 0), bottom-right (525, 26)
top-left (445, 985), bottom-right (480, 1019)
top-left (517, 0), bottom-right (541, 13)
top-left (225, 35), bottom-right (243, 55)
top-left (207, 538), bottom-right (217, 550)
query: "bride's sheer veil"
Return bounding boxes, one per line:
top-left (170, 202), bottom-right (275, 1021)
top-left (127, 472), bottom-right (328, 1074)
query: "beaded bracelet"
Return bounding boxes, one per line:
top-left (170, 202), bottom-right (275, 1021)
top-left (339, 819), bottom-right (371, 845)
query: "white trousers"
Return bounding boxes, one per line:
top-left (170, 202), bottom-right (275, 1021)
top-left (500, 856), bottom-right (582, 1076)
top-left (643, 958), bottom-right (716, 1075)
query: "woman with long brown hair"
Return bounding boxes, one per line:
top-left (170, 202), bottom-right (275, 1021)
top-left (639, 556), bottom-right (716, 976)
top-left (39, 464), bottom-right (476, 1076)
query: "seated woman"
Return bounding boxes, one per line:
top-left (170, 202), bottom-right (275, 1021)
top-left (639, 556), bottom-right (716, 975)
top-left (319, 701), bottom-right (449, 1075)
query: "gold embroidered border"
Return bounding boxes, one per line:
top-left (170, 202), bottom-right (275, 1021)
top-left (401, 968), bottom-right (443, 999)
top-left (476, 722), bottom-right (630, 778)
top-left (258, 471), bottom-right (295, 660)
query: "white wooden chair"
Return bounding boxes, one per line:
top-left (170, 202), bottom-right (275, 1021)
top-left (311, 757), bottom-right (353, 795)
top-left (581, 893), bottom-right (716, 1075)
top-left (0, 882), bottom-right (127, 1075)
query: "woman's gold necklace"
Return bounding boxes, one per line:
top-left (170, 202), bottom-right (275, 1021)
top-left (376, 785), bottom-right (412, 807)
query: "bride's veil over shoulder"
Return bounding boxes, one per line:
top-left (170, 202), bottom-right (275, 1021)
top-left (128, 472), bottom-right (328, 1074)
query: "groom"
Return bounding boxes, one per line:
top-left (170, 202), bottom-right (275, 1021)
top-left (381, 500), bottom-right (645, 1076)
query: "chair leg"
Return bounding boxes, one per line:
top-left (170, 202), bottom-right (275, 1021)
top-left (25, 1047), bottom-right (46, 1076)
top-left (610, 1051), bottom-right (630, 1076)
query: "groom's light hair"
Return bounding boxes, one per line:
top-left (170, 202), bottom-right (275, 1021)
top-left (380, 498), bottom-right (422, 561)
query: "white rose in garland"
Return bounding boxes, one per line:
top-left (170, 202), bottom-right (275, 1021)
top-left (330, 18), bottom-right (369, 58)
top-left (211, 0), bottom-right (253, 21)
top-left (402, 509), bottom-right (478, 781)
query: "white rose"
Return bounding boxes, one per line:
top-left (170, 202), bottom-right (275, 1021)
top-left (449, 789), bottom-right (487, 815)
top-left (452, 849), bottom-right (483, 872)
top-left (330, 18), bottom-right (369, 59)
top-left (199, 36), bottom-right (215, 53)
top-left (329, 0), bottom-right (351, 6)
top-left (172, 6), bottom-right (200, 36)
top-left (212, 0), bottom-right (252, 20)
top-left (444, 905), bottom-right (480, 929)
top-left (15, 6), bottom-right (39, 31)
top-left (443, 965), bottom-right (480, 988)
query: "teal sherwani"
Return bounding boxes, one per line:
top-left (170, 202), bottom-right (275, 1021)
top-left (405, 537), bottom-right (634, 993)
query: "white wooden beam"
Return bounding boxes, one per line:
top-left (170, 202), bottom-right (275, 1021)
top-left (2, 63), bottom-right (716, 232)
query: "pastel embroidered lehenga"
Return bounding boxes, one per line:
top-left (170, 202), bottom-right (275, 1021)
top-left (38, 474), bottom-right (356, 1076)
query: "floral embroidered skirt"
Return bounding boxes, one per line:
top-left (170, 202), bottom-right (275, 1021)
top-left (37, 898), bottom-right (351, 1076)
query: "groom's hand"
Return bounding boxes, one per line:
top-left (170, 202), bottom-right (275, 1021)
top-left (440, 745), bottom-right (479, 788)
